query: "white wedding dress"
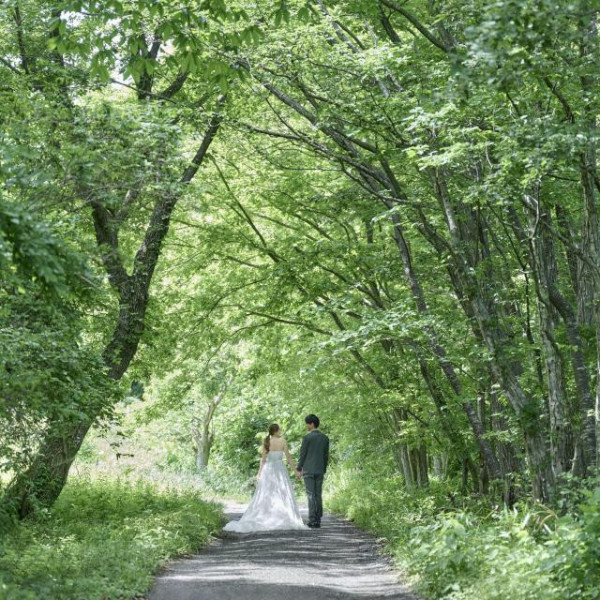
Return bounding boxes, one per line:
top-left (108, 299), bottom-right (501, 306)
top-left (223, 450), bottom-right (308, 532)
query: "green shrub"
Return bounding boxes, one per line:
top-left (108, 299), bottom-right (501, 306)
top-left (549, 486), bottom-right (600, 600)
top-left (327, 468), bottom-right (600, 600)
top-left (0, 475), bottom-right (224, 600)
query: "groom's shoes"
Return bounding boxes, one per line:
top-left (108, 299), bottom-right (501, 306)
top-left (308, 523), bottom-right (321, 529)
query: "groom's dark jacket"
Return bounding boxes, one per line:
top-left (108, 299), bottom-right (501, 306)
top-left (297, 430), bottom-right (329, 474)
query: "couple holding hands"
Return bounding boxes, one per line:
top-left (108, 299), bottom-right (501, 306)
top-left (224, 414), bottom-right (329, 532)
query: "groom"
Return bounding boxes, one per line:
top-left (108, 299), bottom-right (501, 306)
top-left (295, 414), bottom-right (329, 528)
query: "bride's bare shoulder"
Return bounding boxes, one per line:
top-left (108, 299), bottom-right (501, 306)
top-left (270, 437), bottom-right (287, 449)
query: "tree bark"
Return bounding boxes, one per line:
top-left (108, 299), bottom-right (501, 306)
top-left (515, 199), bottom-right (574, 477)
top-left (431, 169), bottom-right (555, 501)
top-left (384, 196), bottom-right (504, 485)
top-left (577, 5), bottom-right (600, 468)
top-left (2, 99), bottom-right (226, 518)
top-left (193, 385), bottom-right (229, 472)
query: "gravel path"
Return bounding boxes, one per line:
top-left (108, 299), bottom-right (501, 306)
top-left (146, 501), bottom-right (417, 600)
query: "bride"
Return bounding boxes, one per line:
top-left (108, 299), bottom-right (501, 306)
top-left (223, 423), bottom-right (308, 532)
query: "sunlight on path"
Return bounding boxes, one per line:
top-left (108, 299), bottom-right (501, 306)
top-left (147, 502), bottom-right (417, 600)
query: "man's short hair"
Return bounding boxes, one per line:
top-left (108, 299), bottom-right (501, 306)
top-left (305, 414), bottom-right (320, 428)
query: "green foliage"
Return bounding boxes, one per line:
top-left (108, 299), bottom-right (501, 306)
top-left (2, 0), bottom-right (600, 595)
top-left (550, 486), bottom-right (600, 599)
top-left (0, 276), bottom-right (119, 479)
top-left (328, 467), bottom-right (600, 600)
top-left (0, 476), bottom-right (223, 600)
top-left (0, 199), bottom-right (93, 297)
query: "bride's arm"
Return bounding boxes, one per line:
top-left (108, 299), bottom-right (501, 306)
top-left (283, 440), bottom-right (297, 470)
top-left (257, 448), bottom-right (267, 479)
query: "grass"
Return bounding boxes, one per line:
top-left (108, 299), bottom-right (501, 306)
top-left (0, 475), bottom-right (224, 600)
top-left (326, 469), bottom-right (600, 600)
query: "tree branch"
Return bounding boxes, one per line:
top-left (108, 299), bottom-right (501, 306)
top-left (379, 0), bottom-right (449, 52)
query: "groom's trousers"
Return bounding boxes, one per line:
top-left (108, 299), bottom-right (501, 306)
top-left (303, 473), bottom-right (324, 525)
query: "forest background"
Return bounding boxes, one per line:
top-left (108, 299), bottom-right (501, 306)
top-left (1, 1), bottom-right (599, 599)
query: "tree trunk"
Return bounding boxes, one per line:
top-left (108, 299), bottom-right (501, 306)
top-left (398, 443), bottom-right (429, 489)
top-left (389, 408), bottom-right (429, 489)
top-left (508, 201), bottom-right (590, 476)
top-left (433, 453), bottom-right (449, 479)
top-left (195, 430), bottom-right (214, 471)
top-left (388, 210), bottom-right (504, 484)
top-left (193, 388), bottom-right (228, 473)
top-left (524, 200), bottom-right (573, 476)
top-left (2, 100), bottom-right (225, 519)
top-left (2, 419), bottom-right (91, 519)
top-left (489, 385), bottom-right (522, 506)
top-left (431, 169), bottom-right (555, 501)
top-left (577, 6), bottom-right (600, 468)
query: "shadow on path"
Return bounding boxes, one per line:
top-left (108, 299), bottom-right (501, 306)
top-left (146, 502), bottom-right (418, 600)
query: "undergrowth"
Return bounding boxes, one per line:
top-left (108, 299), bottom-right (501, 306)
top-left (327, 469), bottom-right (600, 600)
top-left (0, 475), bottom-right (224, 600)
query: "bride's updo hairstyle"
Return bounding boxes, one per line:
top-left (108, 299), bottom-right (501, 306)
top-left (263, 423), bottom-right (280, 452)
